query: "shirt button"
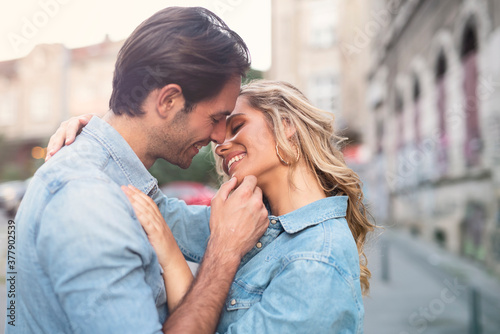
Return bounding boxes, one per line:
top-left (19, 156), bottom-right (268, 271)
top-left (271, 219), bottom-right (277, 224)
top-left (230, 299), bottom-right (236, 306)
top-left (256, 242), bottom-right (262, 249)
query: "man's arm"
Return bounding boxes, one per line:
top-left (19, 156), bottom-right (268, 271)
top-left (163, 176), bottom-right (269, 333)
top-left (37, 179), bottom-right (163, 334)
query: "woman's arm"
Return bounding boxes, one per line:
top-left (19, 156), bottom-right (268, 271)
top-left (122, 185), bottom-right (194, 312)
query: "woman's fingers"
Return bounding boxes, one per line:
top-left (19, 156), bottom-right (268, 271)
top-left (65, 115), bottom-right (91, 145)
top-left (46, 125), bottom-right (68, 161)
top-left (121, 185), bottom-right (179, 273)
top-left (121, 185), bottom-right (166, 235)
top-left (45, 114), bottom-right (95, 161)
top-left (126, 185), bottom-right (164, 222)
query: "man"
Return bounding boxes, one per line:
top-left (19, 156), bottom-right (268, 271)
top-left (7, 7), bottom-right (268, 334)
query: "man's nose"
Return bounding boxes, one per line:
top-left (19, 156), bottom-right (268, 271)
top-left (210, 120), bottom-right (226, 144)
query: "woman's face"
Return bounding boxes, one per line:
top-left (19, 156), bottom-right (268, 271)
top-left (215, 96), bottom-right (284, 185)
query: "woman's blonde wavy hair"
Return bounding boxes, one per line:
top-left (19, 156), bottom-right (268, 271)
top-left (214, 79), bottom-right (375, 295)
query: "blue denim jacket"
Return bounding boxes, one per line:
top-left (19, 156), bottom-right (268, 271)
top-left (7, 116), bottom-right (363, 333)
top-left (159, 195), bottom-right (364, 333)
top-left (5, 117), bottom-right (213, 334)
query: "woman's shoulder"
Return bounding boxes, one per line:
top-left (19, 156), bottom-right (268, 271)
top-left (283, 217), bottom-right (360, 278)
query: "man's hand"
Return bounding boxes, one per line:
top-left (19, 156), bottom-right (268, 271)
top-left (162, 175), bottom-right (268, 334)
top-left (46, 114), bottom-right (95, 161)
top-left (209, 176), bottom-right (269, 260)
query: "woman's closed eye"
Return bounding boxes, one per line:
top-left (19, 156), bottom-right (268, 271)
top-left (231, 122), bottom-right (244, 135)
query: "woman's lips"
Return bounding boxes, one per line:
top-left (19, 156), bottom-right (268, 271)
top-left (227, 153), bottom-right (246, 172)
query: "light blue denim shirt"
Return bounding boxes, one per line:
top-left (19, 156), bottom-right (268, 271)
top-left (160, 195), bottom-right (364, 333)
top-left (5, 116), bottom-right (208, 334)
top-left (7, 115), bottom-right (363, 333)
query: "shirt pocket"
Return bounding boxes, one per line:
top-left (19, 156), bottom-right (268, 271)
top-left (225, 279), bottom-right (264, 311)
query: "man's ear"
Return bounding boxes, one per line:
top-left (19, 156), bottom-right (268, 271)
top-left (156, 84), bottom-right (185, 118)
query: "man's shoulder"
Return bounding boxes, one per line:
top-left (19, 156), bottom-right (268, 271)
top-left (36, 137), bottom-right (113, 192)
top-left (34, 168), bottom-right (135, 236)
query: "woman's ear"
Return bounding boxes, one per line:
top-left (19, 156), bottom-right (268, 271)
top-left (282, 118), bottom-right (297, 139)
top-left (156, 84), bottom-right (185, 118)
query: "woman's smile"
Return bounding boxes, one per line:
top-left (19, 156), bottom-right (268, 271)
top-left (215, 97), bottom-right (284, 185)
top-left (227, 152), bottom-right (247, 173)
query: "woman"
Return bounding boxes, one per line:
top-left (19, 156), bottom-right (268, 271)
top-left (49, 80), bottom-right (374, 333)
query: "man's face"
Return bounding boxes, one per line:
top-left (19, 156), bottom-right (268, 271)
top-left (156, 76), bottom-right (241, 169)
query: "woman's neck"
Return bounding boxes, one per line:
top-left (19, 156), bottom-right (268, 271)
top-left (260, 163), bottom-right (326, 217)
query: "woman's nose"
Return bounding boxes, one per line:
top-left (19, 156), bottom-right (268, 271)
top-left (215, 140), bottom-right (230, 157)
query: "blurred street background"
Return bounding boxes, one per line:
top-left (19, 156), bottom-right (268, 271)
top-left (2, 0), bottom-right (500, 333)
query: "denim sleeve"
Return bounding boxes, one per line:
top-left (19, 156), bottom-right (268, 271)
top-left (36, 179), bottom-right (163, 334)
top-left (153, 191), bottom-right (211, 263)
top-left (223, 259), bottom-right (363, 334)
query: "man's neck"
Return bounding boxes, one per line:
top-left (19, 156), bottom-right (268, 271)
top-left (103, 111), bottom-right (155, 169)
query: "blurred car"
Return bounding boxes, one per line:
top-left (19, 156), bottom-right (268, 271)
top-left (0, 177), bottom-right (32, 216)
top-left (160, 181), bottom-right (216, 206)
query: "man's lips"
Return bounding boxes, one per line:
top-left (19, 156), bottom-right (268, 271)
top-left (193, 141), bottom-right (209, 152)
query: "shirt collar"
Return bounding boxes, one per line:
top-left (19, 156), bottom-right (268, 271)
top-left (82, 116), bottom-right (158, 196)
top-left (269, 196), bottom-right (348, 234)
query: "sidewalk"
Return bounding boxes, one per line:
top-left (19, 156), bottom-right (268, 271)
top-left (364, 228), bottom-right (500, 334)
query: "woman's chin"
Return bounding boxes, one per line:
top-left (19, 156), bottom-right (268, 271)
top-left (231, 172), bottom-right (246, 188)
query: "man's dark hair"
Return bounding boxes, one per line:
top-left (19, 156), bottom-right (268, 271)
top-left (109, 7), bottom-right (251, 116)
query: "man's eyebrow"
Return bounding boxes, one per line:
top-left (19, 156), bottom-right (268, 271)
top-left (226, 113), bottom-right (245, 122)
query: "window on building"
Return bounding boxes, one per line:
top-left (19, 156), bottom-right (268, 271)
top-left (308, 0), bottom-right (337, 48)
top-left (376, 115), bottom-right (384, 154)
top-left (395, 93), bottom-right (404, 150)
top-left (461, 19), bottom-right (481, 167)
top-left (436, 51), bottom-right (448, 175)
top-left (307, 75), bottom-right (339, 114)
top-left (413, 77), bottom-right (421, 146)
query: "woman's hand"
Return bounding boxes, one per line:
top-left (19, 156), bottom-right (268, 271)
top-left (122, 185), bottom-right (194, 312)
top-left (45, 114), bottom-right (95, 161)
top-left (122, 185), bottom-right (179, 270)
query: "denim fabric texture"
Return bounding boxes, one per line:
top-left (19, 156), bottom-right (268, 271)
top-left (6, 115), bottom-right (363, 333)
top-left (161, 195), bottom-right (365, 333)
top-left (6, 116), bottom-right (184, 334)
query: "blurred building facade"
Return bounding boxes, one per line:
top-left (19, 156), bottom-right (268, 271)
top-left (0, 38), bottom-right (122, 178)
top-left (266, 0), bottom-right (370, 162)
top-left (267, 0), bottom-right (343, 119)
top-left (362, 0), bottom-right (500, 275)
top-left (268, 0), bottom-right (500, 275)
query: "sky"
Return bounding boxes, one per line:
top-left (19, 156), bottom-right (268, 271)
top-left (0, 0), bottom-right (271, 71)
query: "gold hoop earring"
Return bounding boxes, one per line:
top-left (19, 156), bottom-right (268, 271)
top-left (276, 144), bottom-right (290, 165)
top-left (294, 146), bottom-right (300, 162)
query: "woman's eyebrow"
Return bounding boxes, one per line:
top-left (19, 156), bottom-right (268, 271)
top-left (226, 113), bottom-right (245, 122)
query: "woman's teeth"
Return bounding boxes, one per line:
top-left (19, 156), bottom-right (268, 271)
top-left (227, 154), bottom-right (246, 170)
top-left (194, 144), bottom-right (203, 150)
